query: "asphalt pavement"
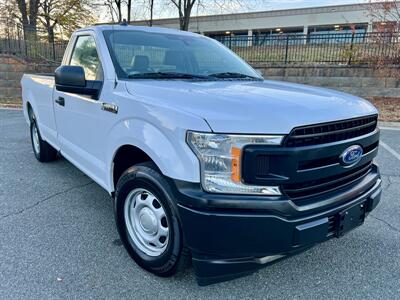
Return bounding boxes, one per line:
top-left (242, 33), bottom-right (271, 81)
top-left (0, 109), bottom-right (399, 299)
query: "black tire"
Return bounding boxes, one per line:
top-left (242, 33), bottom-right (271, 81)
top-left (30, 118), bottom-right (58, 162)
top-left (114, 162), bottom-right (190, 277)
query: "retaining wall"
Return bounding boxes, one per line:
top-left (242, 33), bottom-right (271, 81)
top-left (252, 63), bottom-right (400, 98)
top-left (0, 55), bottom-right (57, 99)
top-left (0, 56), bottom-right (399, 99)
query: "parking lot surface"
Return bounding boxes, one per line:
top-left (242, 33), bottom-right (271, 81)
top-left (1, 109), bottom-right (399, 299)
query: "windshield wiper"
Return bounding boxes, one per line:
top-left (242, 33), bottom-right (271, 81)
top-left (208, 72), bottom-right (261, 80)
top-left (128, 72), bottom-right (211, 79)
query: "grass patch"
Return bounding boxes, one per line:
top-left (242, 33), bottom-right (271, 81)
top-left (368, 97), bottom-right (400, 122)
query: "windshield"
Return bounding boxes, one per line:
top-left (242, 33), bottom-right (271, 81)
top-left (103, 29), bottom-right (262, 80)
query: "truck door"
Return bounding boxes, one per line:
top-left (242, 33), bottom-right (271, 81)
top-left (53, 33), bottom-right (111, 189)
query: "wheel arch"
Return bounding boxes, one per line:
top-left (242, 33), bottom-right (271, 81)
top-left (106, 118), bottom-right (201, 193)
top-left (111, 144), bottom-right (158, 192)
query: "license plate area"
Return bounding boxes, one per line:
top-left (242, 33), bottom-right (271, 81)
top-left (335, 201), bottom-right (367, 237)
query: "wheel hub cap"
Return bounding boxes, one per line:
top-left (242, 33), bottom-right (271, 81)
top-left (123, 188), bottom-right (169, 257)
top-left (139, 208), bottom-right (157, 234)
top-left (32, 125), bottom-right (40, 154)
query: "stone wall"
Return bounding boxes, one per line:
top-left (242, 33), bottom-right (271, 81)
top-left (0, 55), bottom-right (57, 99)
top-left (0, 55), bottom-right (399, 100)
top-left (252, 63), bottom-right (400, 98)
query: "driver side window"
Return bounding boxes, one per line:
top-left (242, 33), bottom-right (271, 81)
top-left (69, 35), bottom-right (103, 81)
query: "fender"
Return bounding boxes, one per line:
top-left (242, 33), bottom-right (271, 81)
top-left (106, 117), bottom-right (209, 193)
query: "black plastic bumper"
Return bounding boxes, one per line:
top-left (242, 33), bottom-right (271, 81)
top-left (171, 166), bottom-right (381, 285)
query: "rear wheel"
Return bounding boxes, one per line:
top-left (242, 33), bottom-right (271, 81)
top-left (30, 117), bottom-right (58, 162)
top-left (115, 162), bottom-right (189, 276)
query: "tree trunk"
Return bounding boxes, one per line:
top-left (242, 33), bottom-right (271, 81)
top-left (182, 2), bottom-right (194, 31)
top-left (149, 0), bottom-right (154, 26)
top-left (117, 0), bottom-right (122, 23)
top-left (28, 0), bottom-right (39, 37)
top-left (16, 0), bottom-right (29, 38)
top-left (47, 23), bottom-right (55, 44)
top-left (127, 0), bottom-right (131, 23)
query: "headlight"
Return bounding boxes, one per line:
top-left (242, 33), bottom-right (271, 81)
top-left (186, 131), bottom-right (284, 195)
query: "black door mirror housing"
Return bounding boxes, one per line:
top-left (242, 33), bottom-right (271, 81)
top-left (55, 66), bottom-right (102, 99)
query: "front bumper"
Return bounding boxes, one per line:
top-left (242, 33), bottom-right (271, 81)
top-left (170, 165), bottom-right (381, 285)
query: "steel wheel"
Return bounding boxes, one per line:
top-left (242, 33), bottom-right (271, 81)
top-left (32, 123), bottom-right (40, 155)
top-left (124, 188), bottom-right (170, 257)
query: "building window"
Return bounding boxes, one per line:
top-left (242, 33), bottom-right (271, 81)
top-left (309, 24), bottom-right (368, 44)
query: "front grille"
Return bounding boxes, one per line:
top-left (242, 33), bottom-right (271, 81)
top-left (298, 140), bottom-right (379, 171)
top-left (282, 162), bottom-right (373, 202)
top-left (285, 115), bottom-right (378, 147)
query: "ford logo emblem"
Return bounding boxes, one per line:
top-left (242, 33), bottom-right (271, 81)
top-left (340, 145), bottom-right (363, 166)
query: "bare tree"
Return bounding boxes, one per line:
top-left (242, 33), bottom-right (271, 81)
top-left (169, 0), bottom-right (196, 31)
top-left (0, 0), bottom-right (19, 38)
top-left (127, 0), bottom-right (132, 22)
top-left (167, 0), bottom-right (265, 31)
top-left (104, 0), bottom-right (125, 22)
top-left (15, 0), bottom-right (40, 38)
top-left (38, 0), bottom-right (96, 43)
top-left (149, 0), bottom-right (154, 26)
top-left (368, 0), bottom-right (399, 31)
top-left (366, 0), bottom-right (400, 77)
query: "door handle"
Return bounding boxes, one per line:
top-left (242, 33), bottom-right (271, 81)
top-left (55, 97), bottom-right (65, 106)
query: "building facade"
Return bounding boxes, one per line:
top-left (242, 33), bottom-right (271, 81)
top-left (132, 3), bottom-right (396, 40)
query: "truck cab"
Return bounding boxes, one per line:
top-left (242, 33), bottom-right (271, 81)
top-left (21, 25), bottom-right (381, 285)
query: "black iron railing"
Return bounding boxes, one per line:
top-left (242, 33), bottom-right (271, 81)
top-left (215, 32), bottom-right (400, 65)
top-left (0, 25), bottom-right (399, 65)
top-left (0, 37), bottom-right (67, 62)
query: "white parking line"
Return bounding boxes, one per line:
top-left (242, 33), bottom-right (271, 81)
top-left (380, 127), bottom-right (400, 131)
top-left (380, 141), bottom-right (400, 161)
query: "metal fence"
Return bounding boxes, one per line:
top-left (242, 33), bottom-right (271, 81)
top-left (0, 37), bottom-right (68, 62)
top-left (217, 32), bottom-right (400, 65)
top-left (0, 26), bottom-right (399, 65)
top-left (0, 18), bottom-right (67, 63)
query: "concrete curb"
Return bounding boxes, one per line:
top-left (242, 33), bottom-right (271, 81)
top-left (379, 121), bottom-right (400, 128)
top-left (0, 104), bottom-right (22, 110)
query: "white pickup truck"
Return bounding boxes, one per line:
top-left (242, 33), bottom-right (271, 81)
top-left (21, 24), bottom-right (382, 285)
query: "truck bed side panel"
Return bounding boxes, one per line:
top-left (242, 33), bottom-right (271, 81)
top-left (21, 74), bottom-right (59, 150)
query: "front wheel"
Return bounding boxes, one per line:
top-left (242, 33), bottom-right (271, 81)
top-left (114, 162), bottom-right (189, 276)
top-left (30, 119), bottom-right (58, 162)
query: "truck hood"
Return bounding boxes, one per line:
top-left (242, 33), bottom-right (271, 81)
top-left (125, 80), bottom-right (378, 134)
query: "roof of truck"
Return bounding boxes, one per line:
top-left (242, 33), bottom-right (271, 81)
top-left (76, 24), bottom-right (200, 37)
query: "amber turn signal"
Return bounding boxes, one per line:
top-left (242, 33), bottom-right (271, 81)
top-left (231, 147), bottom-right (241, 182)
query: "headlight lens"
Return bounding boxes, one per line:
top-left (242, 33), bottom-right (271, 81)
top-left (186, 131), bottom-right (284, 195)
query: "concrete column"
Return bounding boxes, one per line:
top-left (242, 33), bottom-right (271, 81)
top-left (367, 22), bottom-right (373, 33)
top-left (247, 29), bottom-right (253, 47)
top-left (303, 26), bottom-right (308, 44)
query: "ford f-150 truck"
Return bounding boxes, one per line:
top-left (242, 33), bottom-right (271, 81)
top-left (21, 24), bottom-right (382, 285)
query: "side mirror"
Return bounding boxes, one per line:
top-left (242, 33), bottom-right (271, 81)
top-left (55, 66), bottom-right (101, 99)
